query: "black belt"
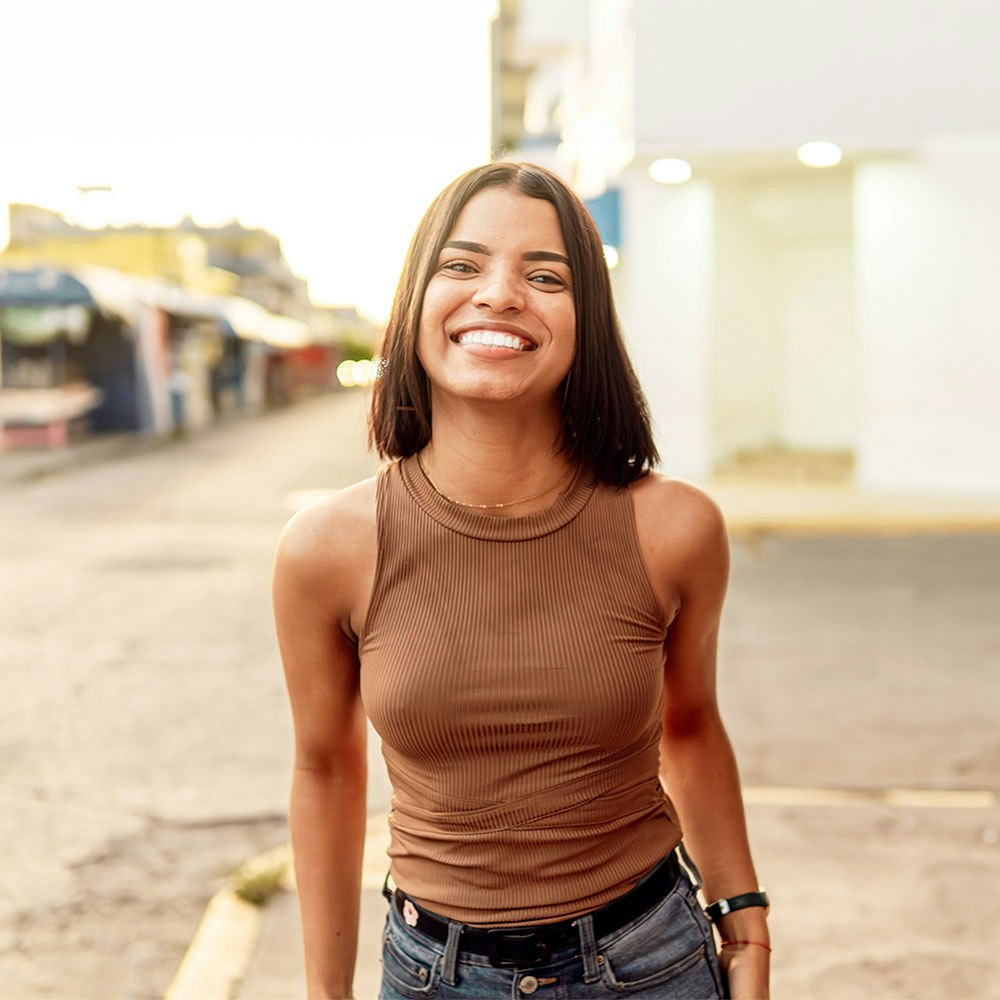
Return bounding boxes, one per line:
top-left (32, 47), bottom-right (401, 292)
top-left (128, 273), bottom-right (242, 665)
top-left (390, 851), bottom-right (682, 968)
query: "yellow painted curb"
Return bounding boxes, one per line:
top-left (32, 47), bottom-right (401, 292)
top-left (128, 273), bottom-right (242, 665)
top-left (163, 818), bottom-right (391, 1000)
top-left (162, 888), bottom-right (263, 1000)
top-left (726, 515), bottom-right (1000, 537)
top-left (743, 785), bottom-right (998, 809)
top-left (165, 789), bottom-right (998, 998)
top-left (162, 844), bottom-right (293, 1000)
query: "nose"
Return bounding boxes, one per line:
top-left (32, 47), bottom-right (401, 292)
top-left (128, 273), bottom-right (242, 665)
top-left (471, 267), bottom-right (524, 313)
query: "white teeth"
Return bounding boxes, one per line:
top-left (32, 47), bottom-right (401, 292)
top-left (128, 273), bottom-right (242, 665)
top-left (457, 330), bottom-right (528, 351)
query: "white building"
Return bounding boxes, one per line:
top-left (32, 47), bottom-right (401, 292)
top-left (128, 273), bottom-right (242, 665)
top-left (495, 0), bottom-right (1000, 495)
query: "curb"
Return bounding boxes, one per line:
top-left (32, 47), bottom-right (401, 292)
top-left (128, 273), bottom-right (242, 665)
top-left (161, 783), bottom-right (1000, 1000)
top-left (162, 844), bottom-right (292, 1000)
top-left (163, 818), bottom-right (391, 1000)
top-left (709, 482), bottom-right (1000, 538)
top-left (724, 513), bottom-right (1000, 537)
top-left (162, 889), bottom-right (264, 1000)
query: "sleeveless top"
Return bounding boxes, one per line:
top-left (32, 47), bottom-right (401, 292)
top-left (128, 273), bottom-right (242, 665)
top-left (359, 456), bottom-right (682, 926)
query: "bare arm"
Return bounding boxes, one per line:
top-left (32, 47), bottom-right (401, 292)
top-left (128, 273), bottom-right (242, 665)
top-left (272, 485), bottom-right (375, 1000)
top-left (634, 477), bottom-right (770, 999)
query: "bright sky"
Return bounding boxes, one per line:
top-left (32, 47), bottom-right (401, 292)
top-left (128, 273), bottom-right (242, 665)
top-left (0, 0), bottom-right (495, 321)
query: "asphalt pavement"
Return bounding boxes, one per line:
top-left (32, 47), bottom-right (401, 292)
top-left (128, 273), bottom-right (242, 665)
top-left (235, 416), bottom-right (1000, 998)
top-left (226, 532), bottom-right (1000, 1000)
top-left (3, 395), bottom-right (999, 1000)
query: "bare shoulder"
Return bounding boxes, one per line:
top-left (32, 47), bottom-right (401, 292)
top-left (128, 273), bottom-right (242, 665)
top-left (631, 471), bottom-right (727, 545)
top-left (273, 477), bottom-right (380, 723)
top-left (629, 472), bottom-right (729, 597)
top-left (274, 475), bottom-right (378, 597)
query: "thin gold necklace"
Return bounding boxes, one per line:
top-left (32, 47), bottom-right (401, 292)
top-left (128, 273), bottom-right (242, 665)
top-left (417, 455), bottom-right (576, 510)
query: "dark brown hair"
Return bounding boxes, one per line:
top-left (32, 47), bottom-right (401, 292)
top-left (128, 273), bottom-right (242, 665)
top-left (368, 162), bottom-right (658, 486)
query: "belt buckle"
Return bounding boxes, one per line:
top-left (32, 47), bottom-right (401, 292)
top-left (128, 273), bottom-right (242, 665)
top-left (485, 928), bottom-right (550, 968)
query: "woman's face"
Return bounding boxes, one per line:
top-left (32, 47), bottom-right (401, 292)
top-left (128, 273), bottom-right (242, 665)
top-left (416, 186), bottom-right (576, 409)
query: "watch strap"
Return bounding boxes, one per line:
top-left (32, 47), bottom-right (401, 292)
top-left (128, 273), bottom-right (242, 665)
top-left (705, 889), bottom-right (769, 924)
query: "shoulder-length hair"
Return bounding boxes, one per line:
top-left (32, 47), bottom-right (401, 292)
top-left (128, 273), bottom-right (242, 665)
top-left (368, 161), bottom-right (658, 486)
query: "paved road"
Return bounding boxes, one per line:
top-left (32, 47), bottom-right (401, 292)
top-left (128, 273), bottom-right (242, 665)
top-left (1, 392), bottom-right (998, 998)
top-left (0, 395), bottom-right (380, 998)
top-left (243, 527), bottom-right (1000, 999)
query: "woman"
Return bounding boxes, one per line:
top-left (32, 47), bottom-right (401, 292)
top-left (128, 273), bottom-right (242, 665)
top-left (273, 162), bottom-right (770, 999)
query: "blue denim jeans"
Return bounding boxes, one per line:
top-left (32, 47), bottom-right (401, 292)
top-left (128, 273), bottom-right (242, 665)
top-left (378, 863), bottom-right (725, 999)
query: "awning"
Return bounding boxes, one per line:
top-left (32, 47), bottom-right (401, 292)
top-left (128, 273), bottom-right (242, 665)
top-left (0, 269), bottom-right (96, 345)
top-left (212, 296), bottom-right (311, 349)
top-left (0, 265), bottom-right (314, 351)
top-left (0, 268), bottom-right (95, 307)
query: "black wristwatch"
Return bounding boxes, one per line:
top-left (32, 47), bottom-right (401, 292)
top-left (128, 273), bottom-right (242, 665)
top-left (705, 889), bottom-right (770, 925)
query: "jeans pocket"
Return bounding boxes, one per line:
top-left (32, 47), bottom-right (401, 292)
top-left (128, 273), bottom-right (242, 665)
top-left (380, 920), bottom-right (442, 999)
top-left (598, 885), bottom-right (722, 997)
top-left (601, 940), bottom-right (719, 997)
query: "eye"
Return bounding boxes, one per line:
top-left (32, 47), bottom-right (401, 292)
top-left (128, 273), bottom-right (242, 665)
top-left (528, 271), bottom-right (567, 288)
top-left (439, 260), bottom-right (476, 275)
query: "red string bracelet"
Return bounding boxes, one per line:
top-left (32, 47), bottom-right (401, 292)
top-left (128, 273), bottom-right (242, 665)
top-left (721, 940), bottom-right (772, 953)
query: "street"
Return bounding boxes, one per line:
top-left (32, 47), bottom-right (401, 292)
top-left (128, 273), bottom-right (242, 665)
top-left (0, 395), bottom-right (380, 998)
top-left (1, 391), bottom-right (998, 998)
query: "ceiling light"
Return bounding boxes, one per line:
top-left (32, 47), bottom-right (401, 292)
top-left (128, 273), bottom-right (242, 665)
top-left (648, 158), bottom-right (692, 184)
top-left (797, 141), bottom-right (842, 168)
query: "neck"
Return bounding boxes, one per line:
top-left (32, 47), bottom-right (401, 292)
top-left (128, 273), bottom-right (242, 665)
top-left (419, 396), bottom-right (575, 513)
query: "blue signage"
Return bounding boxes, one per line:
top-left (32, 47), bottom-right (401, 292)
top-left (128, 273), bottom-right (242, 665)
top-left (584, 188), bottom-right (621, 248)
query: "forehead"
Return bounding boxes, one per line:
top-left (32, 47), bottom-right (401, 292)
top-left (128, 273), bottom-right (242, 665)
top-left (447, 186), bottom-right (567, 252)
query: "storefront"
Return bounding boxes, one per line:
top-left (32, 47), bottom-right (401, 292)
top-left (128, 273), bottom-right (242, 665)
top-left (0, 269), bottom-right (110, 446)
top-left (0, 265), bottom-right (318, 448)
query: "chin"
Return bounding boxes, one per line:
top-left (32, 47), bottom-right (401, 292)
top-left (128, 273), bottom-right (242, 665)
top-left (439, 375), bottom-right (538, 405)
top-left (457, 385), bottom-right (525, 404)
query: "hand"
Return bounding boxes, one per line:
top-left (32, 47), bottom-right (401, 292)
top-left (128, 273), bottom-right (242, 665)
top-left (719, 941), bottom-right (770, 999)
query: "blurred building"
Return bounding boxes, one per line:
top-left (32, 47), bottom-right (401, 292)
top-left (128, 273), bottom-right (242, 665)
top-left (495, 0), bottom-right (1000, 496)
top-left (3, 206), bottom-right (311, 319)
top-left (311, 306), bottom-right (381, 355)
top-left (0, 208), bottom-right (349, 446)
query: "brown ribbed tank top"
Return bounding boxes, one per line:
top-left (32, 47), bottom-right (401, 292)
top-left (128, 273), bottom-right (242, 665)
top-left (359, 455), bottom-right (682, 926)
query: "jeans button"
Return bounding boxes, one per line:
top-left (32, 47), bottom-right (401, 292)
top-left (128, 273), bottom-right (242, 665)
top-left (519, 975), bottom-right (539, 995)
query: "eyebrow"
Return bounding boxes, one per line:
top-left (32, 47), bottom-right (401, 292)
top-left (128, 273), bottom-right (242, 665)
top-left (442, 240), bottom-right (570, 267)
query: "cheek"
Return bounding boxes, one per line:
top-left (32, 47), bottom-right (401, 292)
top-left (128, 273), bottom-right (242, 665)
top-left (415, 320), bottom-right (435, 371)
top-left (557, 304), bottom-right (577, 351)
top-left (421, 277), bottom-right (463, 321)
top-left (415, 289), bottom-right (446, 358)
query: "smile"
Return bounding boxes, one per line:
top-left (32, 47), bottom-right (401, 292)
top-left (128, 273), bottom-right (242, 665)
top-left (452, 329), bottom-right (536, 351)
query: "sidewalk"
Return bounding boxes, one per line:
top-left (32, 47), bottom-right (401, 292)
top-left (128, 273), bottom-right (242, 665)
top-left (710, 475), bottom-right (1000, 536)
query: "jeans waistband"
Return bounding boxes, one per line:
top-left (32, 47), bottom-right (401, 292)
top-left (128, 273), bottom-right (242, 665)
top-left (386, 850), bottom-right (684, 969)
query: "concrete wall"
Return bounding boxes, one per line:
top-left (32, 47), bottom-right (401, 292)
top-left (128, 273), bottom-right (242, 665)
top-left (778, 235), bottom-right (855, 450)
top-left (710, 180), bottom-right (781, 463)
top-left (855, 137), bottom-right (1000, 495)
top-left (632, 0), bottom-right (1000, 150)
top-left (506, 0), bottom-right (1000, 495)
top-left (655, 169), bottom-right (858, 469)
top-left (614, 170), bottom-right (714, 480)
top-left (571, 1), bottom-right (636, 196)
top-left (612, 167), bottom-right (859, 477)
